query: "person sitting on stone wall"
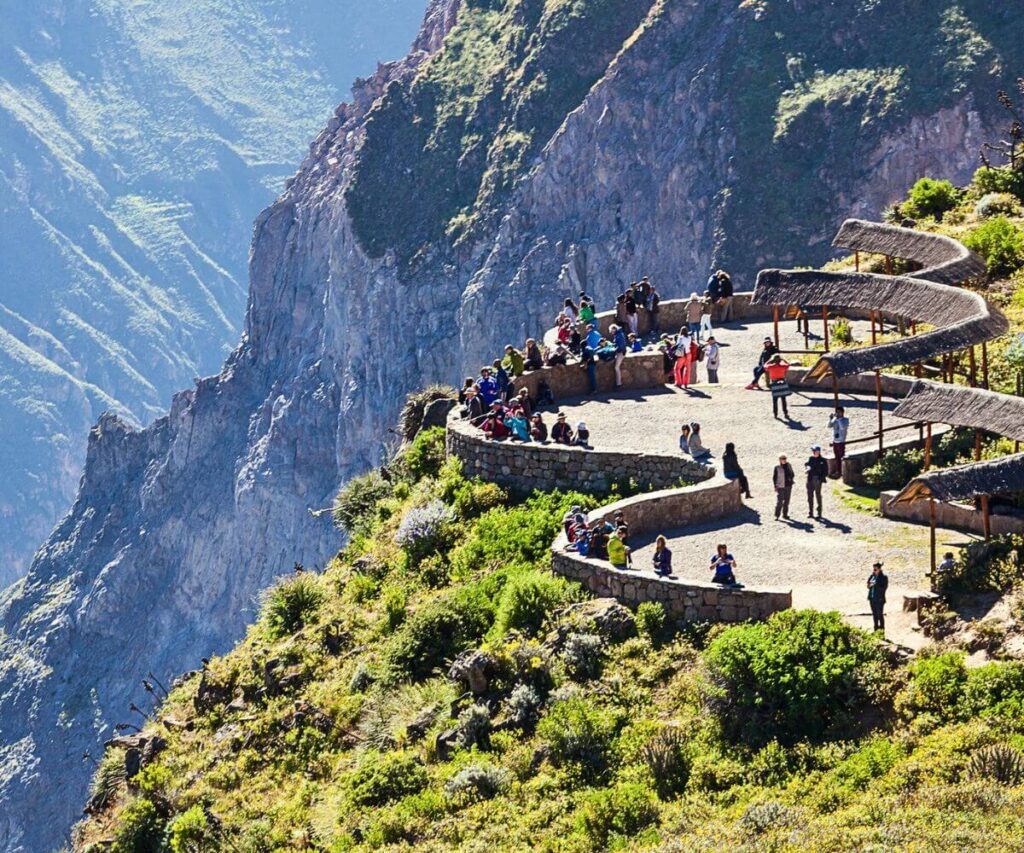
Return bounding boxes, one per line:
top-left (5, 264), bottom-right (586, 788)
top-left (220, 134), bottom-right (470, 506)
top-left (625, 288), bottom-right (639, 336)
top-left (579, 293), bottom-right (596, 326)
top-left (710, 544), bottom-right (739, 586)
top-left (545, 343), bottom-right (569, 367)
top-left (678, 423), bottom-right (691, 454)
top-left (722, 442), bottom-right (753, 498)
top-left (562, 297), bottom-right (579, 325)
top-left (574, 421), bottom-right (591, 448)
top-left (607, 525), bottom-right (632, 569)
top-left (562, 504), bottom-right (582, 539)
top-left (461, 387), bottom-right (486, 424)
top-left (459, 377), bottom-right (475, 405)
top-left (746, 337), bottom-right (780, 389)
top-left (504, 407), bottom-right (531, 442)
top-left (628, 332), bottom-right (643, 353)
top-left (476, 367), bottom-right (500, 406)
top-left (688, 422), bottom-right (710, 459)
top-left (524, 338), bottom-right (544, 371)
top-left (551, 412), bottom-right (574, 444)
top-left (503, 344), bottom-right (525, 377)
top-left (583, 322), bottom-right (603, 357)
top-left (653, 535), bottom-right (673, 577)
top-left (530, 412), bottom-right (548, 442)
top-left (514, 387), bottom-right (533, 419)
top-left (588, 521), bottom-right (609, 559)
top-left (481, 406), bottom-right (511, 440)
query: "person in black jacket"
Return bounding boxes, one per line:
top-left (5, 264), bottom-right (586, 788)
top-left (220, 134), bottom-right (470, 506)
top-left (772, 454), bottom-right (795, 520)
top-left (867, 561), bottom-right (888, 633)
top-left (746, 337), bottom-right (780, 389)
top-left (805, 444), bottom-right (829, 518)
top-left (722, 442), bottom-right (752, 498)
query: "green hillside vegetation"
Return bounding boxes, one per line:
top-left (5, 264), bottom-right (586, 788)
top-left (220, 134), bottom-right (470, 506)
top-left (78, 426), bottom-right (1024, 851)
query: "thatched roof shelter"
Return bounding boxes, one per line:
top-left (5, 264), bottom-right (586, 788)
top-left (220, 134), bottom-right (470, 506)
top-left (833, 218), bottom-right (986, 284)
top-left (893, 381), bottom-right (1024, 442)
top-left (752, 269), bottom-right (1008, 379)
top-left (893, 454), bottom-right (1024, 504)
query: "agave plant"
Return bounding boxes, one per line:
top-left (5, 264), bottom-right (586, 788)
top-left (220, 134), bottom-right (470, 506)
top-left (968, 743), bottom-right (1024, 785)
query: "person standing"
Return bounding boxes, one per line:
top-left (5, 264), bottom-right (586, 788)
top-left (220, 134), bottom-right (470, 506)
top-left (700, 290), bottom-right (714, 340)
top-left (685, 292), bottom-right (703, 341)
top-left (625, 289), bottom-right (639, 336)
top-left (611, 323), bottom-right (627, 389)
top-left (764, 355), bottom-right (792, 419)
top-left (718, 271), bottom-right (734, 322)
top-left (673, 328), bottom-right (693, 388)
top-left (652, 535), bottom-right (673, 577)
top-left (829, 406), bottom-right (850, 467)
top-left (805, 444), bottom-right (829, 518)
top-left (773, 454), bottom-right (794, 520)
top-left (649, 284), bottom-right (661, 332)
top-left (867, 561), bottom-right (888, 633)
top-left (704, 335), bottom-right (720, 384)
top-left (476, 367), bottom-right (500, 407)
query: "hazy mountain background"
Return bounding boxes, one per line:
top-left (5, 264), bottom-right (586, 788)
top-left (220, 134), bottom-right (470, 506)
top-left (0, 0), bottom-right (426, 586)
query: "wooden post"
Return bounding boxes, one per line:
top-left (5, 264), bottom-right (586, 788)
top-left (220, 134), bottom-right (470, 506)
top-left (929, 496), bottom-right (937, 578)
top-left (969, 346), bottom-right (977, 387)
top-left (982, 341), bottom-right (989, 389)
top-left (885, 255), bottom-right (893, 275)
top-left (831, 373), bottom-right (840, 409)
top-left (875, 370), bottom-right (884, 454)
top-left (803, 311), bottom-right (809, 350)
top-left (855, 251), bottom-right (860, 272)
top-left (822, 305), bottom-right (830, 351)
top-left (870, 310), bottom-right (878, 346)
top-left (974, 429), bottom-right (982, 462)
top-left (982, 495), bottom-right (992, 541)
top-left (914, 362), bottom-right (923, 379)
top-left (924, 422), bottom-right (933, 471)
top-left (773, 304), bottom-right (780, 349)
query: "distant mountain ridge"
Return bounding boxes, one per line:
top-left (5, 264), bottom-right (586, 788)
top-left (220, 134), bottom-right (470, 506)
top-left (0, 0), bottom-right (426, 584)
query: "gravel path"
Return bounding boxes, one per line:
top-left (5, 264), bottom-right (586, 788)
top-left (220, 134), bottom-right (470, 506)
top-left (555, 316), bottom-right (977, 646)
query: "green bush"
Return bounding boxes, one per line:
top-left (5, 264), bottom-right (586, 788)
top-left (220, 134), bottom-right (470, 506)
top-left (167, 806), bottom-right (214, 853)
top-left (828, 736), bottom-right (906, 792)
top-left (561, 633), bottom-right (604, 681)
top-left (491, 570), bottom-right (577, 638)
top-left (382, 586), bottom-right (407, 633)
top-left (383, 581), bottom-right (496, 681)
top-left (403, 427), bottom-right (447, 482)
top-left (635, 601), bottom-right (667, 645)
top-left (964, 216), bottom-right (1024, 277)
top-left (863, 447), bottom-right (924, 490)
top-left (537, 697), bottom-right (620, 782)
top-left (444, 764), bottom-right (510, 804)
top-left (333, 470), bottom-right (392, 535)
top-left (903, 177), bottom-right (960, 219)
top-left (350, 751), bottom-right (428, 806)
top-left (703, 610), bottom-right (887, 747)
top-left (739, 800), bottom-right (797, 836)
top-left (963, 661), bottom-right (1024, 718)
top-left (947, 533), bottom-right (1024, 594)
top-left (975, 192), bottom-right (1022, 219)
top-left (262, 574), bottom-right (325, 639)
top-left (896, 651), bottom-right (967, 722)
top-left (111, 798), bottom-right (165, 853)
top-left (973, 164), bottom-right (1024, 202)
top-left (641, 727), bottom-right (692, 798)
top-left (577, 782), bottom-right (659, 847)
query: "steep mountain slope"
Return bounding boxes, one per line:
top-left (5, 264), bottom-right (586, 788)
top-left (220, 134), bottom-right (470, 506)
top-left (0, 0), bottom-right (426, 584)
top-left (2, 0), bottom-right (1023, 849)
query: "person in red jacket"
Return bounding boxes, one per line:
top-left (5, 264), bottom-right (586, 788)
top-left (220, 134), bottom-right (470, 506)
top-left (764, 354), bottom-right (792, 419)
top-left (481, 408), bottom-right (511, 439)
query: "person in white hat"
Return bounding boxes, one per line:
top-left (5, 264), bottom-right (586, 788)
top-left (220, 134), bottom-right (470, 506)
top-left (805, 444), bottom-right (829, 518)
top-left (575, 421), bottom-right (590, 448)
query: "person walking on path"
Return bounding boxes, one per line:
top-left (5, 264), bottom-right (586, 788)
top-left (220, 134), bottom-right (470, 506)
top-left (867, 561), bottom-right (888, 633)
top-left (722, 442), bottom-right (752, 498)
top-left (608, 526), bottom-right (632, 569)
top-left (764, 354), bottom-right (792, 419)
top-left (746, 338), bottom-right (779, 389)
top-left (710, 544), bottom-right (738, 585)
top-left (829, 406), bottom-right (850, 466)
top-left (773, 454), bottom-right (795, 520)
top-left (611, 323), bottom-right (627, 388)
top-left (704, 335), bottom-right (720, 384)
top-left (685, 292), bottom-right (704, 340)
top-left (652, 535), bottom-right (673, 577)
top-left (805, 444), bottom-right (829, 518)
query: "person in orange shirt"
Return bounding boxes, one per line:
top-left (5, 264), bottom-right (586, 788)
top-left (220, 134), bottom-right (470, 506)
top-left (764, 354), bottom-right (792, 419)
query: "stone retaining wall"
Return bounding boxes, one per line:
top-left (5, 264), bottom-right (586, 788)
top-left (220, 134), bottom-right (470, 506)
top-left (880, 491), bottom-right (1024, 536)
top-left (446, 413), bottom-right (712, 495)
top-left (551, 479), bottom-right (792, 622)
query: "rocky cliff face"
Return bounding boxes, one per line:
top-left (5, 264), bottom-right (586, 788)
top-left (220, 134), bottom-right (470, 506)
top-left (1, 0), bottom-right (1021, 849)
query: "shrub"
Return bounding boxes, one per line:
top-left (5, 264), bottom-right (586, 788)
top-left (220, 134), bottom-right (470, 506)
top-left (382, 586), bottom-right (407, 633)
top-left (394, 500), bottom-right (455, 564)
top-left (896, 652), bottom-right (967, 722)
top-left (167, 806), bottom-right (214, 853)
top-left (689, 751), bottom-right (746, 792)
top-left (491, 571), bottom-right (576, 638)
top-left (641, 727), bottom-right (692, 798)
top-left (537, 697), bottom-right (620, 781)
top-left (333, 471), bottom-right (391, 535)
top-left (739, 801), bottom-right (797, 836)
top-left (350, 752), bottom-right (428, 806)
top-left (964, 216), bottom-right (1024, 277)
top-left (635, 602), bottom-right (667, 645)
top-left (902, 177), bottom-right (960, 219)
top-left (828, 736), bottom-right (906, 791)
top-left (111, 798), bottom-right (165, 853)
top-left (262, 574), bottom-right (324, 639)
top-left (975, 192), bottom-right (1022, 219)
top-left (577, 782), bottom-right (659, 847)
top-left (703, 610), bottom-right (887, 747)
top-left (963, 661), bottom-right (1024, 718)
top-left (863, 447), bottom-right (924, 490)
top-left (445, 764), bottom-right (510, 804)
top-left (404, 427), bottom-right (447, 482)
top-left (830, 316), bottom-right (855, 346)
top-left (505, 683), bottom-right (542, 729)
top-left (383, 582), bottom-right (496, 681)
top-left (973, 164), bottom-right (1024, 201)
top-left (455, 703), bottom-right (492, 750)
top-left (948, 533), bottom-right (1024, 594)
top-left (348, 662), bottom-right (375, 693)
top-left (968, 744), bottom-right (1024, 785)
top-left (89, 749), bottom-right (126, 812)
top-left (561, 633), bottom-right (604, 681)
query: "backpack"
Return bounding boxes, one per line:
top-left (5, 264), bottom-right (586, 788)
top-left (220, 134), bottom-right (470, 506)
top-left (696, 344), bottom-right (706, 362)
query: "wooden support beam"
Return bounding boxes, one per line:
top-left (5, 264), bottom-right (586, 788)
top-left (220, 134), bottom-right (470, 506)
top-left (884, 254), bottom-right (893, 275)
top-left (855, 250), bottom-right (860, 272)
top-left (822, 305), bottom-right (830, 352)
top-left (974, 428), bottom-right (982, 462)
top-left (982, 495), bottom-right (992, 541)
top-left (929, 497), bottom-right (937, 578)
top-left (773, 304), bottom-right (780, 349)
top-left (831, 373), bottom-right (840, 409)
top-left (875, 370), bottom-right (884, 455)
top-left (924, 422), bottom-right (933, 471)
top-left (982, 341), bottom-right (989, 389)
top-left (870, 310), bottom-right (878, 346)
top-left (969, 346), bottom-right (977, 388)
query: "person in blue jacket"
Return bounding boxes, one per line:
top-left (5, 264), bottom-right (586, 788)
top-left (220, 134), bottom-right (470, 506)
top-left (492, 359), bottom-right (511, 402)
top-left (476, 367), bottom-right (499, 406)
top-left (611, 323), bottom-right (628, 388)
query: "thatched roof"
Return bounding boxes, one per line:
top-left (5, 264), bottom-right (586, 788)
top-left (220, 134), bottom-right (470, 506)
top-left (752, 269), bottom-right (1009, 380)
top-left (833, 218), bottom-right (986, 284)
top-left (893, 454), bottom-right (1024, 503)
top-left (893, 381), bottom-right (1024, 442)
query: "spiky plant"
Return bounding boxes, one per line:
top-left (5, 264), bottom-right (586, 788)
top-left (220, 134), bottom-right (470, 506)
top-left (968, 744), bottom-right (1024, 785)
